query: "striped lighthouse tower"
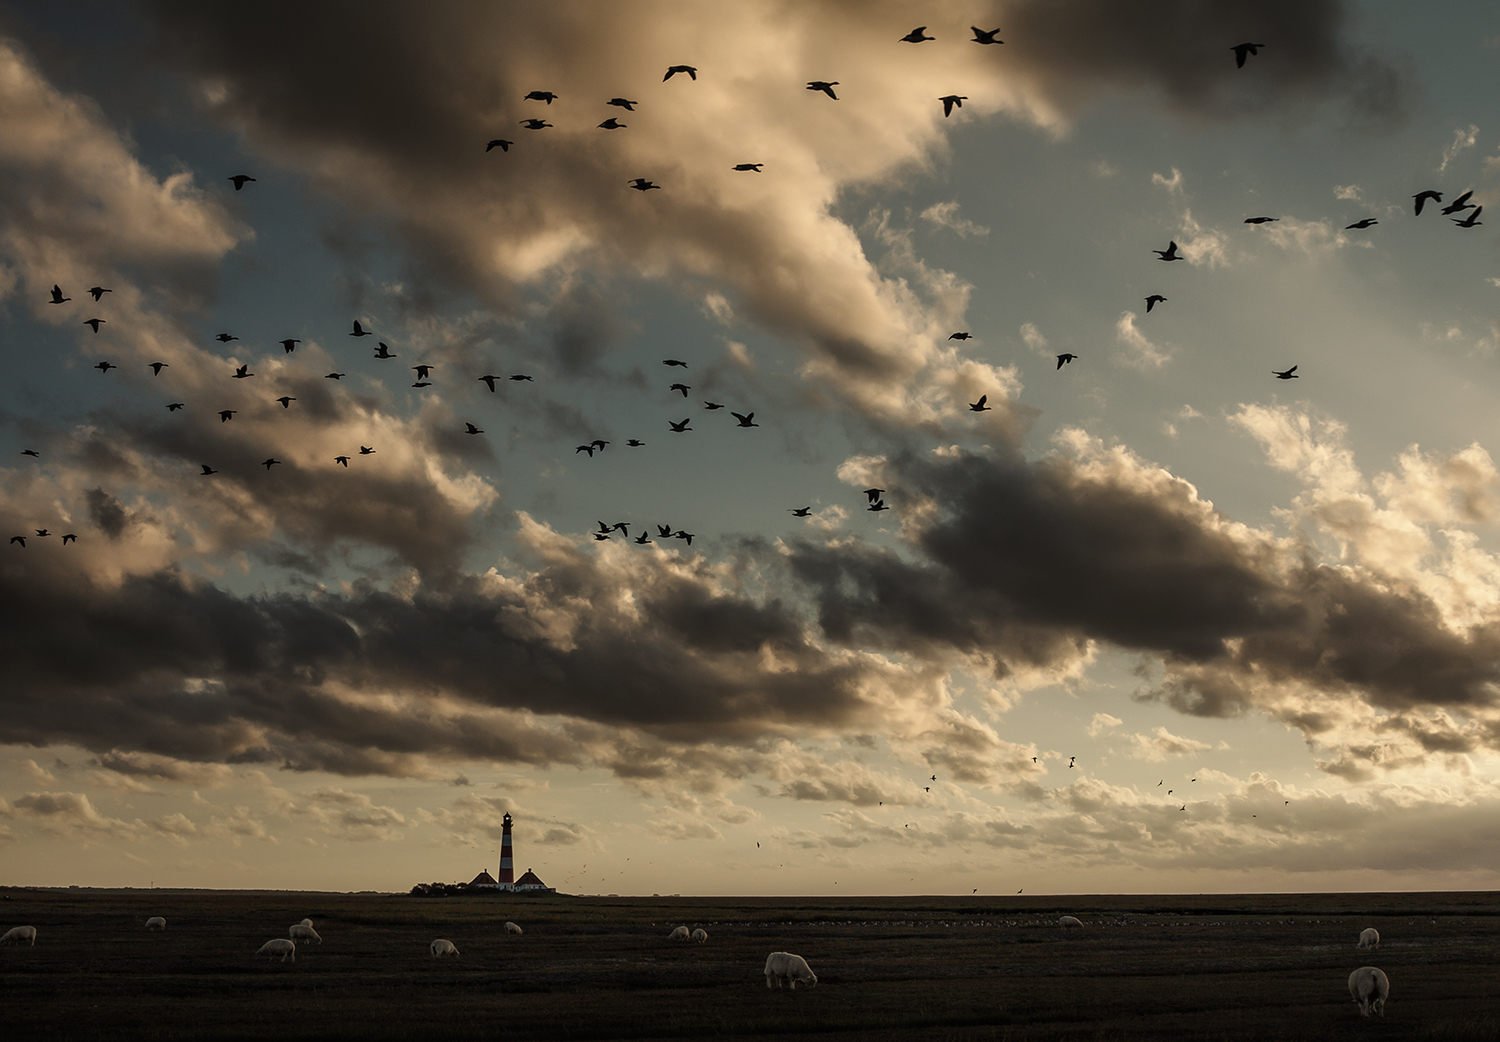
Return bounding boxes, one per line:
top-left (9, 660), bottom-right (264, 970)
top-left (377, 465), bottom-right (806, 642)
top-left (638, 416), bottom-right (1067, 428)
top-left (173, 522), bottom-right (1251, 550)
top-left (498, 813), bottom-right (515, 887)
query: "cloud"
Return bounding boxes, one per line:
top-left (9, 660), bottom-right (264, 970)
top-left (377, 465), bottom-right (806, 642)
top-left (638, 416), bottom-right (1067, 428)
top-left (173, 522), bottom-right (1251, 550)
top-left (1087, 713), bottom-right (1123, 737)
top-left (1115, 311), bottom-right (1170, 368)
top-left (1126, 726), bottom-right (1213, 761)
top-left (1334, 184), bottom-right (1363, 201)
top-left (1439, 124), bottom-right (1480, 173)
top-left (1151, 168), bottom-right (1184, 195)
top-left (292, 787), bottom-right (409, 842)
top-left (920, 201), bottom-right (989, 238)
top-left (18, 759), bottom-right (56, 785)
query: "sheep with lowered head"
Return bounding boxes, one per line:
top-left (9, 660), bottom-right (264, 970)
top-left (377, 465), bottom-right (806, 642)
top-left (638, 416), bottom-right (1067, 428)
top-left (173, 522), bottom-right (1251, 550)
top-left (144, 917), bottom-right (166, 931)
top-left (1357, 928), bottom-right (1380, 951)
top-left (289, 924), bottom-right (322, 944)
top-left (257, 938), bottom-right (296, 962)
top-left (430, 938), bottom-right (460, 957)
top-left (504, 921), bottom-right (523, 935)
top-left (1, 925), bottom-right (36, 946)
top-left (669, 925), bottom-right (690, 941)
top-left (1058, 916), bottom-right (1083, 928)
top-left (764, 951), bottom-right (817, 990)
top-left (1348, 966), bottom-right (1389, 1018)
top-left (691, 928), bottom-right (708, 943)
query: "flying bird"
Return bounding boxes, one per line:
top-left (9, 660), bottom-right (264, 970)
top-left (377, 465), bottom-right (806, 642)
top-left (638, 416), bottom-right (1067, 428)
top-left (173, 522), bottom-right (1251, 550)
top-left (732, 163), bottom-right (763, 171)
top-left (510, 374), bottom-right (533, 381)
top-left (34, 529), bottom-right (48, 537)
top-left (61, 534), bottom-right (76, 544)
top-left (1272, 365), bottom-right (1299, 380)
top-left (276, 396), bottom-right (296, 408)
top-left (807, 81), bottom-right (839, 99)
top-left (412, 364), bottom-right (433, 380)
top-left (969, 395), bottom-right (991, 412)
top-left (790, 507), bottom-right (811, 516)
top-left (593, 532), bottom-right (610, 541)
top-left (657, 525), bottom-right (673, 538)
top-left (731, 411), bottom-right (758, 427)
top-left (228, 174), bottom-right (256, 190)
top-left (1452, 206), bottom-right (1483, 228)
top-left (215, 333), bottom-right (238, 342)
top-left (1243, 217), bottom-right (1278, 224)
top-left (626, 439), bottom-right (644, 447)
top-left (334, 456), bottom-right (350, 467)
top-left (374, 343), bottom-right (396, 358)
top-left (262, 458), bottom-right (281, 470)
top-left (1145, 294), bottom-right (1167, 312)
top-left (1153, 241), bottom-right (1182, 261)
top-left (670, 383), bottom-right (690, 396)
top-left (633, 530), bottom-right (652, 546)
top-left (940, 94), bottom-right (967, 117)
top-left (663, 65), bottom-right (697, 81)
top-left (519, 119), bottom-right (552, 130)
top-left (971, 26), bottom-right (1003, 44)
top-left (1345, 218), bottom-right (1378, 229)
top-left (149, 362), bottom-right (168, 375)
top-left (166, 402), bottom-right (185, 411)
top-left (576, 445), bottom-right (595, 456)
top-left (358, 446), bottom-right (375, 455)
top-left (486, 139), bottom-right (513, 153)
top-left (20, 449), bottom-right (39, 457)
top-left (1440, 191), bottom-right (1475, 215)
top-left (592, 440), bottom-right (610, 451)
top-left (83, 318), bottom-right (104, 332)
top-left (598, 118), bottom-right (626, 129)
top-left (949, 332), bottom-right (972, 340)
top-left (863, 488), bottom-right (884, 503)
top-left (628, 178), bottom-right (661, 191)
top-left (200, 464), bottom-right (217, 475)
top-left (524, 90), bottom-right (558, 103)
top-left (94, 361), bottom-right (115, 373)
top-left (663, 359), bottom-right (688, 367)
top-left (607, 98), bottom-right (637, 110)
top-left (219, 410), bottom-right (236, 422)
top-left (351, 320), bottom-right (373, 336)
top-left (478, 375), bottom-right (500, 391)
top-left (1056, 353), bottom-right (1077, 368)
top-left (326, 372), bottom-right (345, 379)
top-left (48, 285), bottom-right (70, 304)
top-left (9, 536), bottom-right (23, 547)
top-left (279, 339), bottom-right (300, 353)
top-left (704, 402), bottom-right (724, 410)
top-left (668, 419), bottom-right (691, 432)
top-left (1230, 42), bottom-right (1264, 68)
top-left (900, 26), bottom-right (934, 43)
top-left (232, 364), bottom-right (253, 379)
top-left (87, 286), bottom-right (111, 301)
top-left (673, 530), bottom-right (694, 545)
top-left (1412, 190), bottom-right (1442, 215)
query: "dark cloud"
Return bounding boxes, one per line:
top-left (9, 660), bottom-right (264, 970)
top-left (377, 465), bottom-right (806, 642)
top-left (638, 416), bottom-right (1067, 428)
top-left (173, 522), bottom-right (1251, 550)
top-left (85, 486), bottom-right (130, 538)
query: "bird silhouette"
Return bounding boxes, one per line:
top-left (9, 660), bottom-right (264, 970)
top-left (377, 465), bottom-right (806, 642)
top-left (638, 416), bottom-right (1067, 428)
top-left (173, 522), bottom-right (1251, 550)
top-left (576, 445), bottom-right (595, 456)
top-left (95, 361), bottom-right (115, 373)
top-left (412, 364), bottom-right (433, 380)
top-left (219, 410), bottom-right (235, 422)
top-left (276, 396), bottom-right (296, 408)
top-left (20, 449), bottom-right (38, 457)
top-left (228, 174), bottom-right (257, 190)
top-left (663, 359), bottom-right (688, 367)
top-left (334, 456), bottom-right (350, 467)
top-left (1230, 42), bottom-right (1264, 68)
top-left (670, 383), bottom-right (690, 396)
top-left (704, 402), bottom-right (724, 410)
top-left (598, 118), bottom-right (626, 129)
top-left (48, 285), bottom-right (70, 304)
top-left (166, 402), bottom-right (185, 411)
top-left (971, 26), bottom-right (1003, 44)
top-left (901, 26), bottom-right (934, 43)
top-left (1145, 294), bottom-right (1166, 312)
top-left (592, 439), bottom-right (610, 451)
top-left (1153, 241), bottom-right (1182, 261)
top-left (34, 529), bottom-right (48, 537)
top-left (1056, 353), bottom-right (1077, 368)
top-left (326, 372), bottom-right (345, 379)
top-left (359, 446), bottom-right (375, 455)
top-left (807, 81), bottom-right (839, 99)
top-left (732, 163), bottom-right (763, 172)
top-left (9, 536), bottom-right (24, 547)
top-left (668, 419), bottom-right (691, 432)
top-left (1345, 218), bottom-right (1378, 229)
top-left (1452, 206), bottom-right (1483, 228)
top-left (200, 464), bottom-right (217, 475)
top-left (232, 364), bottom-right (253, 379)
top-left (83, 318), bottom-right (104, 332)
top-left (1412, 190), bottom-right (1442, 215)
top-left (627, 439), bottom-right (644, 447)
top-left (149, 362), bottom-right (168, 375)
top-left (1272, 365), bottom-right (1298, 379)
top-left (593, 532), bottom-right (610, 541)
top-left (1244, 216), bottom-right (1279, 224)
top-left (657, 525), bottom-right (673, 537)
top-left (607, 98), bottom-right (638, 110)
top-left (863, 488), bottom-right (884, 503)
top-left (351, 320), bottom-right (373, 336)
top-left (215, 333), bottom-right (238, 342)
top-left (519, 119), bottom-right (552, 130)
top-left (478, 375), bottom-right (500, 391)
top-left (628, 178), bottom-right (661, 191)
top-left (486, 139), bottom-right (513, 153)
top-left (1440, 191), bottom-right (1475, 215)
top-left (374, 343), bottom-right (396, 358)
top-left (790, 507), bottom-right (812, 516)
top-left (524, 90), bottom-right (558, 104)
top-left (674, 530), bottom-right (694, 545)
top-left (279, 339), bottom-right (300, 353)
top-left (969, 395), bottom-right (991, 412)
top-left (948, 332), bottom-right (972, 340)
top-left (634, 531), bottom-right (651, 544)
top-left (663, 65), bottom-right (697, 81)
top-left (87, 286), bottom-right (111, 301)
top-left (510, 374), bottom-right (533, 381)
top-left (731, 411), bottom-right (758, 427)
top-left (940, 95), bottom-right (967, 117)
top-left (262, 458), bottom-right (281, 470)
top-left (61, 533), bottom-right (76, 544)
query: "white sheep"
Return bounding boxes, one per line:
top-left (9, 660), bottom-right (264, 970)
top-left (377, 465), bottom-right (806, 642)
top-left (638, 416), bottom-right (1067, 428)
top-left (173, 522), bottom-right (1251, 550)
top-left (144, 917), bottom-right (167, 931)
top-left (691, 928), bottom-right (708, 943)
top-left (504, 921), bottom-right (523, 935)
top-left (669, 926), bottom-right (690, 941)
top-left (1, 925), bottom-right (36, 946)
top-left (257, 938), bottom-right (296, 962)
top-left (289, 924), bottom-right (322, 944)
top-left (1357, 928), bottom-right (1380, 950)
top-left (300, 918), bottom-right (314, 928)
top-left (764, 951), bottom-right (817, 990)
top-left (1058, 916), bottom-right (1083, 928)
top-left (430, 938), bottom-right (460, 957)
top-left (1348, 966), bottom-right (1389, 1017)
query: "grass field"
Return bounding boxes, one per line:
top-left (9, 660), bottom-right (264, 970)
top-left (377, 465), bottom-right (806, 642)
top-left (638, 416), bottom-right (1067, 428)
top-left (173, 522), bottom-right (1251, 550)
top-left (0, 888), bottom-right (1496, 1040)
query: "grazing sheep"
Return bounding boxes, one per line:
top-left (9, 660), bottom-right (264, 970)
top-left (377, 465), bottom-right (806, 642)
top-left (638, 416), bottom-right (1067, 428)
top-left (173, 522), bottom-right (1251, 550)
top-left (144, 917), bottom-right (167, 931)
top-left (1058, 916), bottom-right (1084, 928)
top-left (669, 926), bottom-right (690, 941)
top-left (430, 938), bottom-right (460, 957)
top-left (504, 921), bottom-right (522, 935)
top-left (691, 928), bottom-right (708, 943)
top-left (1348, 966), bottom-right (1389, 1018)
top-left (1358, 928), bottom-right (1380, 951)
top-left (289, 924), bottom-right (322, 944)
top-left (764, 951), bottom-right (817, 990)
top-left (257, 938), bottom-right (296, 962)
top-left (1, 926), bottom-right (36, 946)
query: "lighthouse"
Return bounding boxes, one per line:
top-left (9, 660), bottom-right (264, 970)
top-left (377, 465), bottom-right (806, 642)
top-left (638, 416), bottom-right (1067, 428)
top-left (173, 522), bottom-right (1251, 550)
top-left (498, 812), bottom-right (515, 887)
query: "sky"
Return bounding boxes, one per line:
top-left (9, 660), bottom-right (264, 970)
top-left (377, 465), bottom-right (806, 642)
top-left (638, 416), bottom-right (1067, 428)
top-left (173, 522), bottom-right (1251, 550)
top-left (1, 0), bottom-right (1499, 896)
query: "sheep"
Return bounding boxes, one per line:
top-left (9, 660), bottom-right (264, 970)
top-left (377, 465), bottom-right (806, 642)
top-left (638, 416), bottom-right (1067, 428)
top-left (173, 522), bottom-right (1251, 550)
top-left (430, 938), bottom-right (460, 957)
top-left (300, 918), bottom-right (314, 928)
top-left (691, 928), bottom-right (708, 944)
top-left (1058, 916), bottom-right (1084, 928)
top-left (764, 951), bottom-right (817, 990)
top-left (144, 917), bottom-right (167, 931)
top-left (289, 924), bottom-right (322, 944)
top-left (1357, 927), bottom-right (1380, 950)
top-left (669, 926), bottom-right (691, 941)
top-left (1, 926), bottom-right (36, 946)
top-left (504, 921), bottom-right (523, 935)
top-left (256, 938), bottom-right (296, 962)
top-left (1348, 966), bottom-right (1389, 1017)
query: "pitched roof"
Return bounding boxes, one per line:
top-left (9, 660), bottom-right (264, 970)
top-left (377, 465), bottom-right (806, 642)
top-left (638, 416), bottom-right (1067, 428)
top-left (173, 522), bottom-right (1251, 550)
top-left (515, 869), bottom-right (547, 887)
top-left (468, 869), bottom-right (498, 887)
